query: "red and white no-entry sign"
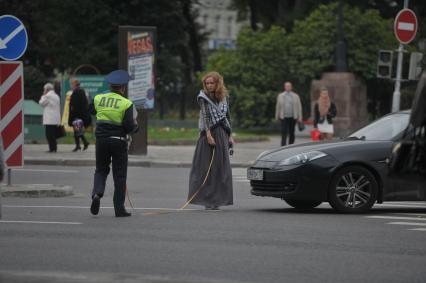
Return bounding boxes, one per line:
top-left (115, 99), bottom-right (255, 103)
top-left (0, 61), bottom-right (24, 168)
top-left (394, 8), bottom-right (417, 44)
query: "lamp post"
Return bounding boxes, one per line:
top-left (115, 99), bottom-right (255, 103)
top-left (335, 0), bottom-right (347, 72)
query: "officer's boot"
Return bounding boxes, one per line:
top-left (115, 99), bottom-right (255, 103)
top-left (90, 194), bottom-right (101, 215)
top-left (113, 187), bottom-right (131, 217)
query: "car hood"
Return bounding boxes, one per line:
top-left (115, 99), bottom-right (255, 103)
top-left (256, 140), bottom-right (392, 163)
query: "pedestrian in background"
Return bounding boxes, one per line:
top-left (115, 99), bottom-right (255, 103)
top-left (39, 83), bottom-right (61, 153)
top-left (188, 71), bottom-right (234, 210)
top-left (89, 70), bottom-right (138, 217)
top-left (68, 79), bottom-right (91, 151)
top-left (314, 87), bottom-right (337, 141)
top-left (275, 81), bottom-right (303, 146)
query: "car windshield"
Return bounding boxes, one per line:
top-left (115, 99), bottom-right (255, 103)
top-left (347, 113), bottom-right (410, 141)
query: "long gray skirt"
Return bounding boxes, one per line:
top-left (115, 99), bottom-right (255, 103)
top-left (188, 126), bottom-right (233, 207)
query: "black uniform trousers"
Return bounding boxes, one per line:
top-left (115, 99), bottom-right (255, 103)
top-left (92, 137), bottom-right (128, 213)
top-left (280, 118), bottom-right (296, 146)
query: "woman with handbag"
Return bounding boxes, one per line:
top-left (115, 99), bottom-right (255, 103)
top-left (188, 71), bottom-right (234, 210)
top-left (314, 87), bottom-right (337, 141)
top-left (39, 83), bottom-right (61, 153)
top-left (68, 79), bottom-right (91, 151)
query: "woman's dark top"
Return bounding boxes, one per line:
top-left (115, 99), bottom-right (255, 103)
top-left (314, 102), bottom-right (337, 128)
top-left (68, 88), bottom-right (92, 127)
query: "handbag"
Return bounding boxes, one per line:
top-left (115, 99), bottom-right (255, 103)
top-left (310, 129), bottom-right (321, 141)
top-left (56, 125), bottom-right (66, 139)
top-left (297, 121), bottom-right (305, 131)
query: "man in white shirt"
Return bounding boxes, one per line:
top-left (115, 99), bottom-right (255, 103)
top-left (275, 82), bottom-right (303, 146)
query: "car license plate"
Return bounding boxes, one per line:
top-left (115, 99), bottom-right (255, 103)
top-left (247, 168), bottom-right (263, 180)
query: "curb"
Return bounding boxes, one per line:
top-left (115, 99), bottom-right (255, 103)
top-left (149, 136), bottom-right (269, 146)
top-left (24, 158), bottom-right (253, 168)
top-left (1, 184), bottom-right (74, 198)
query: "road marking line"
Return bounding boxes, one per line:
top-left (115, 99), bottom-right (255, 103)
top-left (385, 202), bottom-right (426, 205)
top-left (391, 213), bottom-right (426, 216)
top-left (375, 203), bottom-right (426, 208)
top-left (0, 220), bottom-right (82, 225)
top-left (387, 222), bottom-right (426, 226)
top-left (13, 169), bottom-right (79, 173)
top-left (3, 205), bottom-right (201, 211)
top-left (409, 228), bottom-right (426, 231)
top-left (366, 216), bottom-right (426, 221)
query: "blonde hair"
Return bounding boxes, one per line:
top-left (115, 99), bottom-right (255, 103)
top-left (201, 71), bottom-right (229, 101)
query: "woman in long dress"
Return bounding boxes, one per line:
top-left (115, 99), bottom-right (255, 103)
top-left (188, 71), bottom-right (234, 210)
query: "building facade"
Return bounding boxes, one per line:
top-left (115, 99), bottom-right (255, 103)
top-left (195, 0), bottom-right (248, 50)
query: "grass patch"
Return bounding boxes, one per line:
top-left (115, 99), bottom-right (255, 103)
top-left (148, 127), bottom-right (199, 141)
top-left (54, 127), bottom-right (269, 144)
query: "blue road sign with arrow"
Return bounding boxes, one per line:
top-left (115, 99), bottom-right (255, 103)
top-left (0, 15), bottom-right (28, 61)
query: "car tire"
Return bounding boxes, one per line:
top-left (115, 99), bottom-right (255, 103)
top-left (328, 166), bottom-right (378, 213)
top-left (284, 199), bottom-right (322, 209)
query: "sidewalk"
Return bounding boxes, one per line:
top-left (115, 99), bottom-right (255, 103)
top-left (24, 135), bottom-right (312, 168)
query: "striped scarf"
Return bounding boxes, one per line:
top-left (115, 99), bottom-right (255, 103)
top-left (197, 91), bottom-right (231, 133)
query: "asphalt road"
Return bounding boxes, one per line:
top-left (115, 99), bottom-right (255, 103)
top-left (1, 165), bottom-right (425, 283)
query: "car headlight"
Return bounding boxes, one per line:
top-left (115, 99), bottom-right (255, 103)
top-left (275, 151), bottom-right (327, 166)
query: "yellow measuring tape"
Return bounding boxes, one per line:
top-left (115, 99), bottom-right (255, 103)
top-left (140, 146), bottom-right (216, 216)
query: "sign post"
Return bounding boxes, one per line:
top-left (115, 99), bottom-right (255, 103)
top-left (392, 3), bottom-right (417, 112)
top-left (119, 26), bottom-right (157, 155)
top-left (0, 15), bottom-right (28, 219)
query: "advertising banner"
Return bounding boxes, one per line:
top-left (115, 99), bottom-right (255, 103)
top-left (127, 31), bottom-right (155, 109)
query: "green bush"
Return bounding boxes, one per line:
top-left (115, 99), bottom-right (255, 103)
top-left (229, 86), bottom-right (276, 128)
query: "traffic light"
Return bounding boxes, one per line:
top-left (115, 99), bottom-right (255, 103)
top-left (408, 52), bottom-right (423, 80)
top-left (377, 50), bottom-right (393, 79)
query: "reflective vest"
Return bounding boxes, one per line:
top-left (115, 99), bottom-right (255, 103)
top-left (93, 92), bottom-right (133, 125)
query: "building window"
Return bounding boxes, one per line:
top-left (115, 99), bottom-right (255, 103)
top-left (215, 15), bottom-right (221, 37)
top-left (203, 14), bottom-right (208, 29)
top-left (227, 16), bottom-right (233, 38)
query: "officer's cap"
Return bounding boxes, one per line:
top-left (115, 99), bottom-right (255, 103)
top-left (105, 70), bottom-right (131, 85)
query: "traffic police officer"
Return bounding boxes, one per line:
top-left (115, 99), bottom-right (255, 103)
top-left (89, 70), bottom-right (138, 217)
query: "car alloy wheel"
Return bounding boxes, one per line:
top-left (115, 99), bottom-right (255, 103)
top-left (284, 199), bottom-right (322, 210)
top-left (328, 166), bottom-right (378, 213)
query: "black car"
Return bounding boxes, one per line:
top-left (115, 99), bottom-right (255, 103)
top-left (247, 111), bottom-right (426, 213)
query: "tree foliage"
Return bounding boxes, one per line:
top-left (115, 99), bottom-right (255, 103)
top-left (286, 3), bottom-right (397, 83)
top-left (1, 0), bottom-right (205, 117)
top-left (206, 26), bottom-right (288, 127)
top-left (206, 2), bottom-right (397, 128)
